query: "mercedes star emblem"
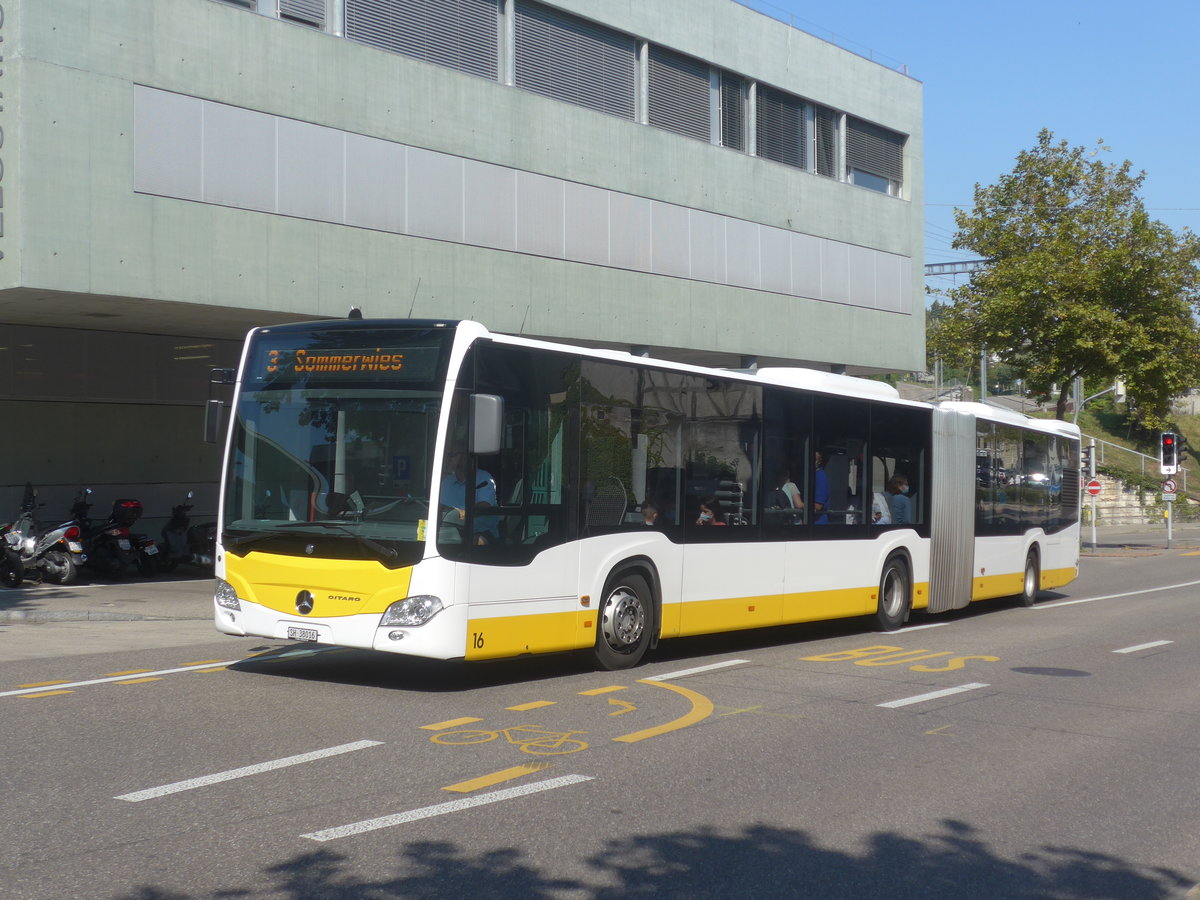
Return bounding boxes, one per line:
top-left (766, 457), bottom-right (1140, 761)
top-left (296, 590), bottom-right (314, 615)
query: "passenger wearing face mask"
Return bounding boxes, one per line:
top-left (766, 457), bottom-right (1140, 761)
top-left (886, 474), bottom-right (912, 525)
top-left (694, 496), bottom-right (727, 526)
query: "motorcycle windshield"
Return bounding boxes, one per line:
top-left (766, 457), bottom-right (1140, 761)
top-left (221, 324), bottom-right (453, 568)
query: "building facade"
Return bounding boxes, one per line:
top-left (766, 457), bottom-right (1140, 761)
top-left (0, 0), bottom-right (922, 524)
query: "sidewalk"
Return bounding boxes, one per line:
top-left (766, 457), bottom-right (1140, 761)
top-left (0, 574), bottom-right (214, 624)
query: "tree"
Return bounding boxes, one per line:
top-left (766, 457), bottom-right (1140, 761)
top-left (929, 129), bottom-right (1200, 426)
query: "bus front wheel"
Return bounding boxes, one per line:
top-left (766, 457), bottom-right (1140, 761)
top-left (875, 555), bottom-right (911, 632)
top-left (1018, 551), bottom-right (1040, 607)
top-left (594, 573), bottom-right (653, 670)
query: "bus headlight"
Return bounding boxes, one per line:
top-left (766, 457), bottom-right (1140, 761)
top-left (215, 579), bottom-right (242, 611)
top-left (380, 595), bottom-right (443, 627)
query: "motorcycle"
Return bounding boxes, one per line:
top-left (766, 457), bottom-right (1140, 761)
top-left (1, 483), bottom-right (86, 585)
top-left (72, 490), bottom-right (141, 579)
top-left (161, 490), bottom-right (216, 572)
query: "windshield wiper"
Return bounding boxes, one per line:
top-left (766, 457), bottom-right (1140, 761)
top-left (224, 522), bottom-right (400, 565)
top-left (274, 521), bottom-right (400, 564)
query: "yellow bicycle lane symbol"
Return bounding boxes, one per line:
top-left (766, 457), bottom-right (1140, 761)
top-left (431, 724), bottom-right (590, 755)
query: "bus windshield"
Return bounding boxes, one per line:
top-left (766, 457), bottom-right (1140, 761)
top-left (221, 324), bottom-right (453, 567)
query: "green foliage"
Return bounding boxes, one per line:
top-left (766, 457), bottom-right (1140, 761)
top-left (929, 129), bottom-right (1200, 427)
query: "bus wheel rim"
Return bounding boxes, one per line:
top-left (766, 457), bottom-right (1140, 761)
top-left (882, 567), bottom-right (904, 618)
top-left (602, 587), bottom-right (645, 651)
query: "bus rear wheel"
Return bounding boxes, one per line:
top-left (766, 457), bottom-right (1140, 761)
top-left (594, 573), bottom-right (653, 670)
top-left (875, 555), bottom-right (910, 632)
top-left (1018, 551), bottom-right (1040, 607)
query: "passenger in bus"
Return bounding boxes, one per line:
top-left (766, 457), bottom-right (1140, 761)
top-left (441, 451), bottom-right (499, 544)
top-left (812, 450), bottom-right (830, 524)
top-left (886, 474), bottom-right (912, 525)
top-left (641, 501), bottom-right (663, 528)
top-left (769, 469), bottom-right (803, 524)
top-left (695, 496), bottom-right (727, 526)
top-left (872, 491), bottom-right (892, 524)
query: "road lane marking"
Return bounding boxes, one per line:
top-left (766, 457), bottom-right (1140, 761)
top-left (442, 762), bottom-right (553, 793)
top-left (878, 683), bottom-right (989, 709)
top-left (419, 717), bottom-right (483, 731)
top-left (182, 660), bottom-right (227, 666)
top-left (607, 698), bottom-right (636, 716)
top-left (115, 740), bottom-right (383, 802)
top-left (925, 725), bottom-right (955, 737)
top-left (1036, 579), bottom-right (1200, 609)
top-left (578, 685), bottom-right (627, 696)
top-left (0, 660), bottom-right (242, 698)
top-left (20, 690), bottom-right (74, 699)
top-left (613, 679), bottom-right (714, 743)
top-left (896, 622), bottom-right (951, 632)
top-left (643, 659), bottom-right (749, 681)
top-left (116, 677), bottom-right (164, 686)
top-left (506, 701), bottom-right (555, 711)
top-left (1114, 640), bottom-right (1173, 654)
top-left (103, 669), bottom-right (152, 677)
top-left (301, 775), bottom-right (592, 841)
top-left (17, 680), bottom-right (70, 688)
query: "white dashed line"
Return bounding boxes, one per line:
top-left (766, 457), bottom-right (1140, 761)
top-left (643, 659), bottom-right (750, 682)
top-left (301, 774), bottom-right (593, 841)
top-left (115, 740), bottom-right (383, 802)
top-left (878, 682), bottom-right (989, 709)
top-left (1113, 640), bottom-right (1173, 654)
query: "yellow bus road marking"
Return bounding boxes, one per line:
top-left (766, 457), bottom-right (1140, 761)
top-left (506, 701), bottom-right (555, 711)
top-left (925, 725), bottom-right (955, 737)
top-left (0, 660), bottom-right (242, 699)
top-left (608, 699), bottom-right (636, 716)
top-left (20, 690), bottom-right (75, 699)
top-left (116, 740), bottom-right (384, 802)
top-left (17, 680), bottom-right (70, 688)
top-left (193, 667), bottom-right (228, 673)
top-left (182, 660), bottom-right (227, 666)
top-left (420, 717), bottom-right (483, 731)
top-left (103, 669), bottom-right (153, 677)
top-left (301, 775), bottom-right (593, 842)
top-left (1181, 551), bottom-right (1200, 557)
top-left (613, 679), bottom-right (715, 744)
top-left (716, 704), bottom-right (764, 718)
top-left (442, 762), bottom-right (553, 793)
top-left (578, 685), bottom-right (627, 696)
top-left (116, 677), bottom-right (164, 686)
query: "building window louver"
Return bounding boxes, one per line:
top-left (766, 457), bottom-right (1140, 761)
top-left (813, 105), bottom-right (838, 178)
top-left (719, 72), bottom-right (745, 151)
top-left (345, 0), bottom-right (500, 80)
top-left (279, 0), bottom-right (326, 28)
top-left (514, 1), bottom-right (636, 119)
top-left (847, 116), bottom-right (905, 193)
top-left (647, 46), bottom-right (711, 142)
top-left (755, 85), bottom-right (805, 170)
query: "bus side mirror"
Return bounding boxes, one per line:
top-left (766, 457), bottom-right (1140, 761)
top-left (469, 393), bottom-right (504, 455)
top-left (204, 399), bottom-right (224, 444)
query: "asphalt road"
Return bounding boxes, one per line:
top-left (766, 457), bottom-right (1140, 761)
top-left (3, 550), bottom-right (1200, 899)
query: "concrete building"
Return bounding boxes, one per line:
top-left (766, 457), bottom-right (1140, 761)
top-left (0, 0), bottom-right (922, 527)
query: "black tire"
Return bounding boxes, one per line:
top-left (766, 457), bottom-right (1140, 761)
top-left (594, 573), bottom-right (654, 670)
top-left (137, 551), bottom-right (158, 578)
top-left (1, 549), bottom-right (22, 588)
top-left (874, 555), bottom-right (911, 631)
top-left (42, 550), bottom-right (78, 585)
top-left (1018, 551), bottom-right (1040, 607)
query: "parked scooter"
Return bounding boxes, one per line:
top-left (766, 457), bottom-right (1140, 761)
top-left (72, 489), bottom-right (140, 579)
top-left (0, 483), bottom-right (87, 585)
top-left (161, 490), bottom-right (216, 572)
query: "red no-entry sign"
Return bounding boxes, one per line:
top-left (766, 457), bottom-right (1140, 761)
top-left (1085, 479), bottom-right (1102, 496)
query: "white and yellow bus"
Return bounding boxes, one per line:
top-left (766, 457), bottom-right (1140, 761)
top-left (213, 319), bottom-right (1080, 670)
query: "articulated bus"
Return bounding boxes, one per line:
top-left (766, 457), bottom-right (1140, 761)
top-left (213, 319), bottom-right (1080, 670)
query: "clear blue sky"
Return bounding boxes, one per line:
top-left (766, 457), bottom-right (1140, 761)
top-left (739, 0), bottom-right (1200, 296)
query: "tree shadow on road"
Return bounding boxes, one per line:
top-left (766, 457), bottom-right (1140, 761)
top-left (110, 818), bottom-right (1192, 899)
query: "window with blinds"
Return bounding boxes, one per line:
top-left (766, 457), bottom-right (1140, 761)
top-left (647, 46), bottom-right (711, 142)
top-left (345, 0), bottom-right (500, 80)
top-left (847, 116), bottom-right (905, 193)
top-left (755, 85), bottom-right (805, 169)
top-left (514, 1), bottom-right (636, 119)
top-left (813, 105), bottom-right (838, 178)
top-left (720, 72), bottom-right (745, 151)
top-left (280, 0), bottom-right (325, 28)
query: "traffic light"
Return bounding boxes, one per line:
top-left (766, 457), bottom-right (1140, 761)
top-left (1160, 432), bottom-right (1179, 475)
top-left (1080, 444), bottom-right (1093, 475)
